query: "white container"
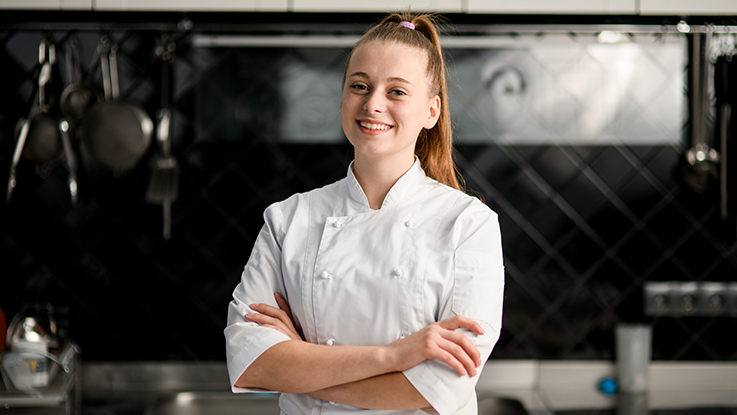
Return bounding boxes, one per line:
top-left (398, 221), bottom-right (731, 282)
top-left (616, 324), bottom-right (652, 393)
top-left (2, 340), bottom-right (49, 390)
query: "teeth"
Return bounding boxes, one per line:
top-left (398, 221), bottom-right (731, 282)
top-left (360, 121), bottom-right (391, 131)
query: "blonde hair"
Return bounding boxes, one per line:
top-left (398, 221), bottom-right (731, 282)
top-left (343, 12), bottom-right (464, 191)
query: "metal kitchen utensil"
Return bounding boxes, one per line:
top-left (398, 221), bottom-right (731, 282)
top-left (146, 108), bottom-right (178, 240)
top-left (60, 35), bottom-right (100, 123)
top-left (59, 119), bottom-right (78, 205)
top-left (7, 119), bottom-right (30, 201)
top-left (7, 40), bottom-right (60, 201)
top-left (720, 103), bottom-right (731, 221)
top-left (82, 38), bottom-right (153, 175)
top-left (24, 40), bottom-right (62, 163)
top-left (684, 27), bottom-right (720, 193)
top-left (146, 39), bottom-right (179, 240)
top-left (6, 304), bottom-right (59, 350)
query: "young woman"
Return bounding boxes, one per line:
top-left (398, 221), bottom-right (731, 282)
top-left (225, 12), bottom-right (505, 415)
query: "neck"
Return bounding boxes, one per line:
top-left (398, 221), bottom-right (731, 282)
top-left (352, 153), bottom-right (415, 210)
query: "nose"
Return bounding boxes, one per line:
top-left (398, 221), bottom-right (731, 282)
top-left (364, 91), bottom-right (386, 114)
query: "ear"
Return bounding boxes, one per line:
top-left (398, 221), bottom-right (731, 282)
top-left (423, 95), bottom-right (441, 129)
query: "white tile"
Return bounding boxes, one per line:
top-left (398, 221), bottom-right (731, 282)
top-left (0, 0), bottom-right (60, 8)
top-left (640, 0), bottom-right (737, 15)
top-left (291, 0), bottom-right (462, 12)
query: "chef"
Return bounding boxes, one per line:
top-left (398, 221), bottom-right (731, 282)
top-left (225, 12), bottom-right (505, 415)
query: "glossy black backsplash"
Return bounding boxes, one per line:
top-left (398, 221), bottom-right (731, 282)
top-left (1, 15), bottom-right (736, 362)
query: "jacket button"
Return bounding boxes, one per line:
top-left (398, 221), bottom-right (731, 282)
top-left (333, 221), bottom-right (343, 228)
top-left (326, 339), bottom-right (335, 346)
top-left (321, 271), bottom-right (331, 279)
top-left (404, 220), bottom-right (412, 228)
top-left (394, 268), bottom-right (403, 278)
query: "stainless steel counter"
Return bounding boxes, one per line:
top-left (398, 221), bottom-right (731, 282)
top-left (75, 360), bottom-right (737, 415)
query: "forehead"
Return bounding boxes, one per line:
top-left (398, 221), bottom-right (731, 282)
top-left (346, 41), bottom-right (429, 82)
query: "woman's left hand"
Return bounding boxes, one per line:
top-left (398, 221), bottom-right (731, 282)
top-left (246, 293), bottom-right (303, 341)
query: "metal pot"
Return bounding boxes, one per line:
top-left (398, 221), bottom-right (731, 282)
top-left (7, 40), bottom-right (61, 201)
top-left (23, 40), bottom-right (62, 163)
top-left (82, 38), bottom-right (153, 175)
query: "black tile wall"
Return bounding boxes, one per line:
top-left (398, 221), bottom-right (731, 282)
top-left (1, 15), bottom-right (736, 362)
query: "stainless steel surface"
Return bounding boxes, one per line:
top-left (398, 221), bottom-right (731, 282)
top-left (478, 396), bottom-right (529, 415)
top-left (81, 362), bottom-right (231, 400)
top-left (7, 37), bottom-right (62, 202)
top-left (23, 40), bottom-right (62, 163)
top-left (82, 37), bottom-right (153, 174)
top-left (144, 392), bottom-right (280, 415)
top-left (76, 361), bottom-right (737, 414)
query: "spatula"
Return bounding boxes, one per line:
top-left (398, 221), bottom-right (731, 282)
top-left (146, 108), bottom-right (178, 240)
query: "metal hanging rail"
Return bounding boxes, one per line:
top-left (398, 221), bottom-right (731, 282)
top-left (1, 20), bottom-right (736, 35)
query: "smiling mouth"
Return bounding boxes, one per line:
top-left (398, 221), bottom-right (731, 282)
top-left (358, 121), bottom-right (393, 131)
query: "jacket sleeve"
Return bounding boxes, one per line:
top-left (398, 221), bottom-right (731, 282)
top-left (224, 202), bottom-right (292, 393)
top-left (403, 201), bottom-right (505, 415)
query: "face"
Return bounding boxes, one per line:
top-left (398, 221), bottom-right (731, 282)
top-left (340, 41), bottom-right (440, 166)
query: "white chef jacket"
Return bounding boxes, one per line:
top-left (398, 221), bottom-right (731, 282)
top-left (225, 159), bottom-right (505, 415)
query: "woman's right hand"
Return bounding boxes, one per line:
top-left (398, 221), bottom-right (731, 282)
top-left (384, 315), bottom-right (484, 377)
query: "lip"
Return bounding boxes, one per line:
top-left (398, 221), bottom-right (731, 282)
top-left (356, 119), bottom-right (393, 135)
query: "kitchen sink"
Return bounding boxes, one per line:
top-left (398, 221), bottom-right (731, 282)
top-left (143, 392), bottom-right (280, 415)
top-left (142, 393), bottom-right (531, 415)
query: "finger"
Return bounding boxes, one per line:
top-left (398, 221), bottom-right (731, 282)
top-left (250, 303), bottom-right (286, 319)
top-left (440, 330), bottom-right (482, 366)
top-left (426, 344), bottom-right (468, 377)
top-left (245, 313), bottom-right (290, 332)
top-left (246, 313), bottom-right (299, 340)
top-left (436, 338), bottom-right (479, 376)
top-left (249, 303), bottom-right (298, 335)
top-left (245, 312), bottom-right (281, 325)
top-left (274, 293), bottom-right (294, 320)
top-left (431, 332), bottom-right (478, 375)
top-left (427, 322), bottom-right (482, 366)
top-left (438, 315), bottom-right (485, 335)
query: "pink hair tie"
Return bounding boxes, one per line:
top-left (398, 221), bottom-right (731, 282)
top-left (399, 21), bottom-right (415, 30)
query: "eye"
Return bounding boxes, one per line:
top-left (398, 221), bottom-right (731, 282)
top-left (350, 84), bottom-right (368, 91)
top-left (390, 89), bottom-right (407, 96)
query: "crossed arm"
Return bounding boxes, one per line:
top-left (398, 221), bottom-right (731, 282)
top-left (235, 293), bottom-right (485, 410)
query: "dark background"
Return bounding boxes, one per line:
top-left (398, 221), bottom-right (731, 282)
top-left (1, 11), bottom-right (736, 363)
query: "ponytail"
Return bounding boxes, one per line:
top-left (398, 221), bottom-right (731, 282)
top-left (344, 12), bottom-right (464, 191)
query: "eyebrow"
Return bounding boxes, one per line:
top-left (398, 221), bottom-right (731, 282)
top-left (348, 71), bottom-right (413, 86)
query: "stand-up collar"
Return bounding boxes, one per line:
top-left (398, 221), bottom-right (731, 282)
top-left (346, 158), bottom-right (425, 210)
